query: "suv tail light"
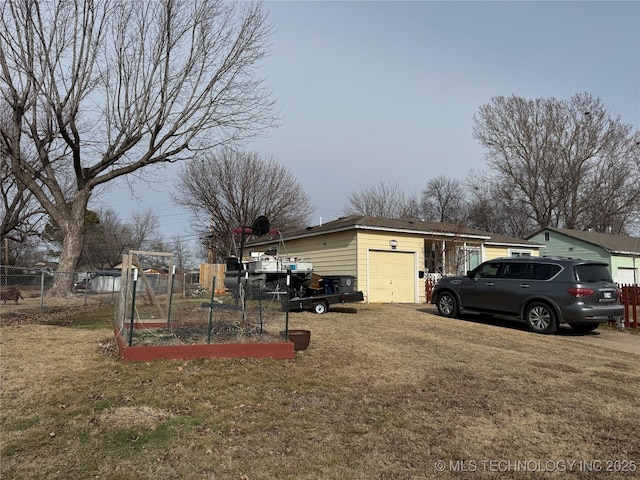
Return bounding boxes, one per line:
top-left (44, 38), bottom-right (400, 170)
top-left (567, 287), bottom-right (595, 297)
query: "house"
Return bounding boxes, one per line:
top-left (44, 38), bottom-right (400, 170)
top-left (244, 215), bottom-right (542, 304)
top-left (526, 227), bottom-right (640, 285)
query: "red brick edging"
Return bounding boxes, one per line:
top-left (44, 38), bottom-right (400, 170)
top-left (114, 323), bottom-right (295, 361)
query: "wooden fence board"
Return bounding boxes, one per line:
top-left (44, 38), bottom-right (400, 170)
top-left (199, 263), bottom-right (226, 294)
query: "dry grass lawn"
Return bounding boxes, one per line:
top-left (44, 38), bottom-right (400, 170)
top-left (1, 303), bottom-right (639, 479)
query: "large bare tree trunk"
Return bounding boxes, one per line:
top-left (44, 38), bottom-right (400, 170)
top-left (49, 190), bottom-right (90, 296)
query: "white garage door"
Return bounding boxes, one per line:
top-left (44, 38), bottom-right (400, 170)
top-left (616, 267), bottom-right (637, 285)
top-left (369, 250), bottom-right (416, 303)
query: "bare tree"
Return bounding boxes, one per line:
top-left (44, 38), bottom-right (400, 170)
top-left (420, 175), bottom-right (466, 224)
top-left (473, 93), bottom-right (640, 233)
top-left (342, 180), bottom-right (420, 219)
top-left (463, 170), bottom-right (537, 237)
top-left (1, 155), bottom-right (46, 243)
top-left (0, 0), bottom-right (277, 293)
top-left (0, 110), bottom-right (46, 244)
top-left (77, 207), bottom-right (161, 268)
top-left (173, 149), bottom-right (313, 262)
top-left (578, 138), bottom-right (640, 234)
top-left (128, 209), bottom-right (161, 252)
top-left (156, 234), bottom-right (197, 272)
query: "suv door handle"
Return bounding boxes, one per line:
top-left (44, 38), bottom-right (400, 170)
top-left (484, 282), bottom-right (495, 286)
top-left (520, 284), bottom-right (530, 288)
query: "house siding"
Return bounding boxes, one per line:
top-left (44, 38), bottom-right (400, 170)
top-left (528, 230), bottom-right (610, 262)
top-left (526, 229), bottom-right (640, 282)
top-left (483, 245), bottom-right (540, 260)
top-left (266, 230), bottom-right (358, 278)
top-left (484, 246), bottom-right (508, 260)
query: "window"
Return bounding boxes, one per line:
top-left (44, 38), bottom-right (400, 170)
top-left (473, 262), bottom-right (502, 278)
top-left (532, 263), bottom-right (561, 280)
top-left (501, 263), bottom-right (532, 279)
top-left (458, 246), bottom-right (481, 275)
top-left (574, 264), bottom-right (612, 283)
top-left (544, 232), bottom-right (550, 242)
top-left (509, 249), bottom-right (533, 257)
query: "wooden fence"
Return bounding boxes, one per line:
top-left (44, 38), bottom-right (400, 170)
top-left (424, 278), bottom-right (639, 330)
top-left (619, 284), bottom-right (639, 329)
top-left (199, 263), bottom-right (227, 294)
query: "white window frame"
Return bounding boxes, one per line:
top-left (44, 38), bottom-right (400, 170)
top-left (508, 248), bottom-right (533, 257)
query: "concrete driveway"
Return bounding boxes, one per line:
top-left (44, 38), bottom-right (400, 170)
top-left (568, 328), bottom-right (640, 356)
top-left (421, 305), bottom-right (640, 355)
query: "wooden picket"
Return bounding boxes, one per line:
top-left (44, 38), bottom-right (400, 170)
top-left (619, 284), bottom-right (639, 329)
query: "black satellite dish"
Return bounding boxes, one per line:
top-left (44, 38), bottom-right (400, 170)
top-left (251, 216), bottom-right (271, 236)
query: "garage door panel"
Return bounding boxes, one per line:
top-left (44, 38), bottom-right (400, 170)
top-left (617, 267), bottom-right (637, 285)
top-left (369, 251), bottom-right (415, 303)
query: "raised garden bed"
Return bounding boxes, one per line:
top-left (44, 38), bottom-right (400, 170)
top-left (114, 322), bottom-right (295, 361)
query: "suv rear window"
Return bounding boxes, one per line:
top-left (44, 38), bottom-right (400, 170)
top-left (574, 264), bottom-right (613, 283)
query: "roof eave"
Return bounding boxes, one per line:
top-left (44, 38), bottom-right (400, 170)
top-left (485, 242), bottom-right (544, 248)
top-left (247, 223), bottom-right (492, 246)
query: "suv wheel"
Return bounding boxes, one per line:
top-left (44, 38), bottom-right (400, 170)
top-left (525, 302), bottom-right (558, 334)
top-left (568, 322), bottom-right (599, 333)
top-left (436, 292), bottom-right (459, 318)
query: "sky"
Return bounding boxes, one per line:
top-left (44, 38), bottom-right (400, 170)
top-left (95, 0), bottom-right (640, 253)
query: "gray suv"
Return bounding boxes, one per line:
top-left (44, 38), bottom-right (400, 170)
top-left (431, 256), bottom-right (624, 334)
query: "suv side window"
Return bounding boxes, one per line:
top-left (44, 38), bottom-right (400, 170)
top-left (473, 262), bottom-right (502, 278)
top-left (501, 263), bottom-right (532, 279)
top-left (532, 263), bottom-right (561, 280)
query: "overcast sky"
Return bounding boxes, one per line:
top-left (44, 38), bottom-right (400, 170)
top-left (95, 0), bottom-right (640, 250)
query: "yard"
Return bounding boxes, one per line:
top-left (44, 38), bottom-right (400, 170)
top-left (1, 302), bottom-right (639, 479)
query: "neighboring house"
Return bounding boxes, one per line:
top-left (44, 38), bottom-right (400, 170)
top-left (244, 215), bottom-right (542, 304)
top-left (526, 227), bottom-right (640, 285)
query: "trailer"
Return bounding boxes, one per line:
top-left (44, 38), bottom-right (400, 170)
top-left (282, 274), bottom-right (364, 314)
top-left (286, 290), bottom-right (365, 314)
top-left (223, 219), bottom-right (364, 313)
top-left (223, 252), bottom-right (365, 314)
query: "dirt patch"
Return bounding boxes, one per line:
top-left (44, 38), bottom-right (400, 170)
top-left (0, 302), bottom-right (109, 327)
top-left (97, 337), bottom-right (119, 358)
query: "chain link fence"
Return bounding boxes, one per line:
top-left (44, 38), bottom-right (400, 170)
top-left (0, 265), bottom-right (123, 310)
top-left (0, 264), bottom-right (210, 311)
top-left (2, 261), bottom-right (302, 347)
